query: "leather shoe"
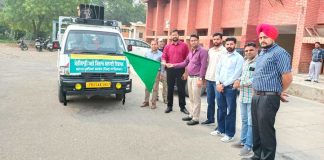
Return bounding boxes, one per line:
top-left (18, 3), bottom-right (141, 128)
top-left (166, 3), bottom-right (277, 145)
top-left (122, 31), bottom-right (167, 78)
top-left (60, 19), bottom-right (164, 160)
top-left (182, 116), bottom-right (192, 121)
top-left (201, 120), bottom-right (214, 125)
top-left (140, 102), bottom-right (149, 107)
top-left (165, 107), bottom-right (172, 113)
top-left (180, 108), bottom-right (189, 114)
top-left (187, 120), bottom-right (199, 125)
top-left (151, 103), bottom-right (157, 109)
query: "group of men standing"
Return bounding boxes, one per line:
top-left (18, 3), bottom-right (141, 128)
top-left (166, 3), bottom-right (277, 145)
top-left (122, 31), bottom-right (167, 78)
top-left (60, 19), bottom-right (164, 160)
top-left (140, 23), bottom-right (293, 160)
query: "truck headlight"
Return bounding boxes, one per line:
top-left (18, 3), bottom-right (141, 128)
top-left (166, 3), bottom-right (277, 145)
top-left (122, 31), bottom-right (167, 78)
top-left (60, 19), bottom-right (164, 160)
top-left (75, 83), bottom-right (82, 90)
top-left (115, 83), bottom-right (122, 89)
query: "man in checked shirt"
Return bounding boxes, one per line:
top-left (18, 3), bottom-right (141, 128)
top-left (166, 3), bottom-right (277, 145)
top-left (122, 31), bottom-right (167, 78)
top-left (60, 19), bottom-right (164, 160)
top-left (233, 42), bottom-right (258, 156)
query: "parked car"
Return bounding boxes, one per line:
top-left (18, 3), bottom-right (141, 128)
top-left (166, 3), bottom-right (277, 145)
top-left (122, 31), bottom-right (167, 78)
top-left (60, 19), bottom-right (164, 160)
top-left (124, 38), bottom-right (150, 57)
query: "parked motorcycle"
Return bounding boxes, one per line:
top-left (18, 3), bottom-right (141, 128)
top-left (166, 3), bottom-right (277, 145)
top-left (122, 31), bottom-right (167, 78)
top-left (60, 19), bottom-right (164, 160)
top-left (47, 43), bottom-right (53, 52)
top-left (35, 38), bottom-right (42, 52)
top-left (17, 38), bottom-right (28, 51)
top-left (44, 37), bottom-right (53, 52)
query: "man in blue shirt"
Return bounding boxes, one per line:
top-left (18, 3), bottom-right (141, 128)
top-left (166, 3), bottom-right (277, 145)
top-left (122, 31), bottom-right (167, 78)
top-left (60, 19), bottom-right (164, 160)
top-left (214, 37), bottom-right (244, 142)
top-left (305, 42), bottom-right (324, 83)
top-left (244, 24), bottom-right (293, 160)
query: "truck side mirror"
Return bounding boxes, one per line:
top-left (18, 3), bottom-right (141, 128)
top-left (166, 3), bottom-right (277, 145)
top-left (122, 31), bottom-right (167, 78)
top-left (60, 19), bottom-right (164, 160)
top-left (52, 41), bottom-right (61, 49)
top-left (127, 45), bottom-right (132, 52)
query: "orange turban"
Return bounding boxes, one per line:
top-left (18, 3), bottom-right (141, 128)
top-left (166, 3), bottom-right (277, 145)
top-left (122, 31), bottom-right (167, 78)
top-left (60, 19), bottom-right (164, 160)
top-left (256, 24), bottom-right (279, 40)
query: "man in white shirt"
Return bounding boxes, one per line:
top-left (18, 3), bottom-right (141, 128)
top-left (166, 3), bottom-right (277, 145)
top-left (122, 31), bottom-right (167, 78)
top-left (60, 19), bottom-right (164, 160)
top-left (202, 33), bottom-right (227, 125)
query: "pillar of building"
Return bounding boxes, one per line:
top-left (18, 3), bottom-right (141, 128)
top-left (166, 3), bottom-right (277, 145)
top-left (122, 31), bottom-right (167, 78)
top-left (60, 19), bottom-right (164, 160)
top-left (208, 0), bottom-right (222, 37)
top-left (293, 0), bottom-right (321, 73)
top-left (184, 0), bottom-right (197, 37)
top-left (168, 0), bottom-right (179, 34)
top-left (240, 0), bottom-right (260, 48)
top-left (155, 0), bottom-right (165, 36)
top-left (145, 1), bottom-right (154, 37)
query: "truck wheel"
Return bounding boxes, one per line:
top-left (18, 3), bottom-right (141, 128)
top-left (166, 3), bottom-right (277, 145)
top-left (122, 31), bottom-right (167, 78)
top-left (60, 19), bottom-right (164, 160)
top-left (115, 94), bottom-right (123, 100)
top-left (58, 85), bottom-right (67, 105)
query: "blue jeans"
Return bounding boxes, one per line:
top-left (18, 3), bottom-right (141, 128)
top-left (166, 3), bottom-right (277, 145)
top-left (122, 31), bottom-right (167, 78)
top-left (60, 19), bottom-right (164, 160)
top-left (240, 102), bottom-right (253, 149)
top-left (206, 80), bottom-right (216, 122)
top-left (216, 85), bottom-right (237, 137)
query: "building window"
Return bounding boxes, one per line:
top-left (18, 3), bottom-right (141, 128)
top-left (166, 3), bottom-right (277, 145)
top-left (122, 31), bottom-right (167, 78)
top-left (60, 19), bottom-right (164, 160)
top-left (223, 28), bottom-right (242, 36)
top-left (139, 32), bottom-right (143, 38)
top-left (197, 29), bottom-right (208, 36)
top-left (178, 30), bottom-right (185, 36)
top-left (223, 28), bottom-right (235, 36)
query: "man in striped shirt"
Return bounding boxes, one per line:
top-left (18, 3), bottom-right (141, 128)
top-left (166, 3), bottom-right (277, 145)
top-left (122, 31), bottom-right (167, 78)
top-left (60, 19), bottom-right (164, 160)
top-left (244, 24), bottom-right (293, 160)
top-left (232, 42), bottom-right (258, 156)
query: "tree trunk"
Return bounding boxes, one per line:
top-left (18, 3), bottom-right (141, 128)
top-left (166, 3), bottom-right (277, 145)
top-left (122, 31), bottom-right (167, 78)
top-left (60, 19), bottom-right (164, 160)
top-left (32, 19), bottom-right (37, 39)
top-left (32, 16), bottom-right (45, 39)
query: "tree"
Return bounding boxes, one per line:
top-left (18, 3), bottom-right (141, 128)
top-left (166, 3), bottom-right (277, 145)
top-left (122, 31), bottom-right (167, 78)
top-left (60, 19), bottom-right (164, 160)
top-left (1, 0), bottom-right (88, 38)
top-left (0, 0), bottom-right (146, 39)
top-left (103, 0), bottom-right (146, 25)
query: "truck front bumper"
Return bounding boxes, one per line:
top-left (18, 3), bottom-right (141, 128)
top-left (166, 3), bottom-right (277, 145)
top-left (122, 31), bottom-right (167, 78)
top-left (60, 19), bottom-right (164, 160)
top-left (60, 74), bottom-right (132, 96)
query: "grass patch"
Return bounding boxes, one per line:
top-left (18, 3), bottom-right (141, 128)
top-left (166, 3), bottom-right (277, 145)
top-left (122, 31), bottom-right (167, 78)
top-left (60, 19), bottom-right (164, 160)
top-left (0, 39), bottom-right (15, 43)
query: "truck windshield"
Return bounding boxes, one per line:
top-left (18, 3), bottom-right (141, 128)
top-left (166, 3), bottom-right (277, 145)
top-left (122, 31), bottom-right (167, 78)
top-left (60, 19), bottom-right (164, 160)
top-left (64, 30), bottom-right (126, 55)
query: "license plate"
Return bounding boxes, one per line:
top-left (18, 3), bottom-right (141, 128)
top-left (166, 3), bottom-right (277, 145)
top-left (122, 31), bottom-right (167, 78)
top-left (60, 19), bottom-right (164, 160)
top-left (86, 81), bottom-right (111, 88)
top-left (36, 42), bottom-right (40, 45)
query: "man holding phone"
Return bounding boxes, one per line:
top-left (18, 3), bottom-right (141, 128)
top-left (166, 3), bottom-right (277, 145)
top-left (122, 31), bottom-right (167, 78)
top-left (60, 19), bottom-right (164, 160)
top-left (232, 42), bottom-right (258, 156)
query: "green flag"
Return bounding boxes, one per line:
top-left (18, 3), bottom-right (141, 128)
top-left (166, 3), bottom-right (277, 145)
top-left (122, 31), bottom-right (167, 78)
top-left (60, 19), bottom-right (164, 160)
top-left (124, 52), bottom-right (161, 93)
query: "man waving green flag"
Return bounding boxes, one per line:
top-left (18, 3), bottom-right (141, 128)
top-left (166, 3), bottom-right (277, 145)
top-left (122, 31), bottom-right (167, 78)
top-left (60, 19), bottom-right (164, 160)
top-left (124, 51), bottom-right (161, 93)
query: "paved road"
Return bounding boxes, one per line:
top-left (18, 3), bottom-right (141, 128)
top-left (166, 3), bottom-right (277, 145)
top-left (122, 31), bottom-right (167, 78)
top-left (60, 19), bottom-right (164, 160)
top-left (0, 44), bottom-right (323, 160)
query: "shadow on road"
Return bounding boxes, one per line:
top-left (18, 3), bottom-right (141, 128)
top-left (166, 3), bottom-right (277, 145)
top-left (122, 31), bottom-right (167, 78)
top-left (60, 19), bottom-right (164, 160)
top-left (63, 95), bottom-right (127, 115)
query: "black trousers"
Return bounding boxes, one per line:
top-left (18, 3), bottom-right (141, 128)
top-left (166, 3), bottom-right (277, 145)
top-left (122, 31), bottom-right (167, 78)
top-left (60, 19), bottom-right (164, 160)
top-left (251, 95), bottom-right (280, 160)
top-left (166, 68), bottom-right (186, 109)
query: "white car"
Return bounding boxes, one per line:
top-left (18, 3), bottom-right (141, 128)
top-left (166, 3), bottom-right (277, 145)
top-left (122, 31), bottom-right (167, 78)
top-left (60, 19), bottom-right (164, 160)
top-left (124, 38), bottom-right (150, 57)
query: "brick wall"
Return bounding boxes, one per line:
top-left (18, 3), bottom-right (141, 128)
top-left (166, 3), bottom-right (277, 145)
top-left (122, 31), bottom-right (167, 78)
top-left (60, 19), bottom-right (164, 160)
top-left (299, 44), bottom-right (313, 72)
top-left (258, 0), bottom-right (298, 25)
top-left (176, 0), bottom-right (187, 30)
top-left (145, 1), bottom-right (154, 36)
top-left (317, 0), bottom-right (324, 23)
top-left (164, 3), bottom-right (170, 31)
top-left (195, 0), bottom-right (210, 29)
top-left (152, 6), bottom-right (157, 32)
top-left (293, 0), bottom-right (321, 73)
top-left (145, 0), bottom-right (324, 73)
top-left (221, 0), bottom-right (244, 28)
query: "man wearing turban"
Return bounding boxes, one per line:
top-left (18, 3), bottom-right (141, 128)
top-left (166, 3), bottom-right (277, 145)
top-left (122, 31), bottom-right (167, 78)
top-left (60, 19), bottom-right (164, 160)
top-left (244, 24), bottom-right (293, 160)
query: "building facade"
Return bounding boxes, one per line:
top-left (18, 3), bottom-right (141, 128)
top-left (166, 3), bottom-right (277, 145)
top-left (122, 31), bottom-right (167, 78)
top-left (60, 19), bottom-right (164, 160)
top-left (121, 22), bottom-right (146, 40)
top-left (144, 0), bottom-right (324, 73)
